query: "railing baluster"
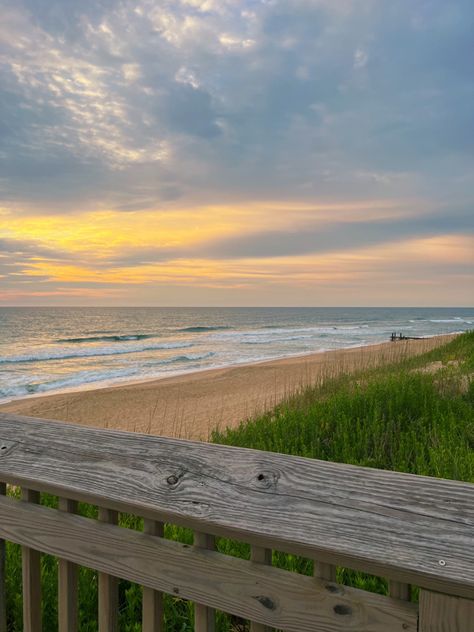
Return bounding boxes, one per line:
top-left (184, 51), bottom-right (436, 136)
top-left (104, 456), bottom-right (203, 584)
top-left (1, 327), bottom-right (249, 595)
top-left (21, 488), bottom-right (42, 632)
top-left (314, 561), bottom-right (337, 582)
top-left (0, 483), bottom-right (6, 632)
top-left (389, 580), bottom-right (411, 601)
top-left (58, 498), bottom-right (78, 632)
top-left (142, 518), bottom-right (164, 632)
top-left (250, 545), bottom-right (272, 632)
top-left (194, 532), bottom-right (215, 632)
top-left (98, 508), bottom-right (119, 632)
top-left (419, 590), bottom-right (474, 631)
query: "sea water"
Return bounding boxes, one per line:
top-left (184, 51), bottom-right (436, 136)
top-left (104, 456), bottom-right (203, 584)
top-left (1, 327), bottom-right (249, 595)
top-left (0, 306), bottom-right (472, 403)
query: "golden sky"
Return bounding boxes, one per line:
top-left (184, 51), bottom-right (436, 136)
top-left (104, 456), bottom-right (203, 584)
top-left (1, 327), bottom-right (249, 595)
top-left (1, 1), bottom-right (473, 305)
top-left (2, 201), bottom-right (473, 305)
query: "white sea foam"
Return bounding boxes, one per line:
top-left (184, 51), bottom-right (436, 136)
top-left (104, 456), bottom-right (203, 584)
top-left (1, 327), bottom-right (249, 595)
top-left (1, 307), bottom-right (472, 403)
top-left (0, 351), bottom-right (216, 400)
top-left (0, 341), bottom-right (193, 364)
top-left (430, 318), bottom-right (472, 324)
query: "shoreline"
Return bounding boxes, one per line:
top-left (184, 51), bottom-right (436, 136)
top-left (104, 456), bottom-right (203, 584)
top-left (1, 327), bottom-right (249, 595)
top-left (0, 332), bottom-right (460, 407)
top-left (0, 337), bottom-right (398, 406)
top-left (0, 334), bottom-right (457, 440)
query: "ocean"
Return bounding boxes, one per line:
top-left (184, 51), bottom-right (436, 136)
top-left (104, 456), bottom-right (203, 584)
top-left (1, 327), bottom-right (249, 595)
top-left (0, 306), bottom-right (472, 403)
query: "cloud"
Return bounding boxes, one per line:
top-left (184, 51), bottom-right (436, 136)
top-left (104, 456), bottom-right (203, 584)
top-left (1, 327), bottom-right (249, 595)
top-left (0, 0), bottom-right (472, 215)
top-left (197, 207), bottom-right (474, 259)
top-left (353, 48), bottom-right (368, 69)
top-left (0, 236), bottom-right (76, 291)
top-left (0, 0), bottom-right (473, 304)
top-left (0, 237), bottom-right (70, 259)
top-left (160, 83), bottom-right (221, 138)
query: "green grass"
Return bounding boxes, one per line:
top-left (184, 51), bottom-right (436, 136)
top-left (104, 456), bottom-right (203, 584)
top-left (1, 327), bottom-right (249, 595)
top-left (5, 332), bottom-right (474, 630)
top-left (213, 332), bottom-right (474, 480)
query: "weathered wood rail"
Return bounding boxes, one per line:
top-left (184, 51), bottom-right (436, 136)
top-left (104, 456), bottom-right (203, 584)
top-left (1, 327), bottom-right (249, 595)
top-left (0, 412), bottom-right (473, 631)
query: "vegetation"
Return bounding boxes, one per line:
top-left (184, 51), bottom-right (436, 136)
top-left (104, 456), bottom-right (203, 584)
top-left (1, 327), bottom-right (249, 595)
top-left (214, 332), bottom-right (474, 481)
top-left (5, 332), bottom-right (474, 630)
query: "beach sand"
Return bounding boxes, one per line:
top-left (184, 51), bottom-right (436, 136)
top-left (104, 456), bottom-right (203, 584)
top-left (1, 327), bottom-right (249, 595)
top-left (0, 336), bottom-right (455, 440)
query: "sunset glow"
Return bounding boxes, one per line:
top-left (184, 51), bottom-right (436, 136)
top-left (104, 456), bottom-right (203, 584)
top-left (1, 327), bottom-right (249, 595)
top-left (1, 1), bottom-right (473, 305)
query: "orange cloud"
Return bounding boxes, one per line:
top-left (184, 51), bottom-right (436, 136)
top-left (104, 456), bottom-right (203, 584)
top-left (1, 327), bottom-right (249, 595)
top-left (1, 202), bottom-right (472, 304)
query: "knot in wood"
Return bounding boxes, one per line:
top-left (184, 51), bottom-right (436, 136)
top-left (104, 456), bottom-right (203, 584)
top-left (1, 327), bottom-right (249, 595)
top-left (167, 474), bottom-right (179, 485)
top-left (255, 470), bottom-right (279, 489)
top-left (0, 440), bottom-right (17, 457)
top-left (325, 583), bottom-right (344, 595)
top-left (254, 595), bottom-right (276, 611)
top-left (333, 604), bottom-right (352, 616)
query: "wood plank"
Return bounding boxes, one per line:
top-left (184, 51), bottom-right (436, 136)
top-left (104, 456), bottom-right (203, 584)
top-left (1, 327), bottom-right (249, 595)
top-left (194, 532), bottom-right (216, 632)
top-left (250, 546), bottom-right (272, 632)
top-left (142, 518), bottom-right (164, 632)
top-left (419, 590), bottom-right (474, 631)
top-left (0, 483), bottom-right (5, 632)
top-left (314, 562), bottom-right (337, 583)
top-left (21, 488), bottom-right (42, 632)
top-left (98, 507), bottom-right (119, 632)
top-left (388, 581), bottom-right (410, 601)
top-left (0, 496), bottom-right (418, 632)
top-left (0, 413), bottom-right (473, 598)
top-left (58, 498), bottom-right (78, 632)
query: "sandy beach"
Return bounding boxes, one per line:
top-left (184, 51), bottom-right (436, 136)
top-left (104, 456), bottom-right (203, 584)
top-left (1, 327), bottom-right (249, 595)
top-left (0, 335), bottom-right (456, 440)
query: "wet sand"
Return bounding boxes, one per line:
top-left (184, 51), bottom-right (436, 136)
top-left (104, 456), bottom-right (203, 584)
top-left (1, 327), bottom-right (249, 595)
top-left (0, 336), bottom-right (455, 440)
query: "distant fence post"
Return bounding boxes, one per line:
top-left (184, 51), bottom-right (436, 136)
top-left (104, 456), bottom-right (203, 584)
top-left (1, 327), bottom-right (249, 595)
top-left (419, 590), bottom-right (474, 631)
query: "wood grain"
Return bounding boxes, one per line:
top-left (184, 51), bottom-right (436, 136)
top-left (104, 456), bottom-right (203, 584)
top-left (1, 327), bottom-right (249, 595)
top-left (0, 496), bottom-right (418, 632)
top-left (98, 507), bottom-right (119, 632)
top-left (389, 581), bottom-right (410, 601)
top-left (250, 546), bottom-right (273, 632)
top-left (0, 414), bottom-right (473, 598)
top-left (314, 562), bottom-right (337, 583)
top-left (58, 498), bottom-right (78, 632)
top-left (142, 519), bottom-right (164, 632)
top-left (0, 483), bottom-right (5, 632)
top-left (21, 488), bottom-right (42, 632)
top-left (195, 532), bottom-right (216, 632)
top-left (419, 590), bottom-right (474, 631)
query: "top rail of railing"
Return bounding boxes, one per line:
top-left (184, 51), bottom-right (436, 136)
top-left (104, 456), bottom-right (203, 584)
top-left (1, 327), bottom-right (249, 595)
top-left (0, 412), bottom-right (473, 600)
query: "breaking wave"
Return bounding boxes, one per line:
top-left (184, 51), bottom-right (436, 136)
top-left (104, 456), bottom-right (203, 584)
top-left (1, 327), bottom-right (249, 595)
top-left (176, 326), bottom-right (231, 333)
top-left (0, 341), bottom-right (193, 364)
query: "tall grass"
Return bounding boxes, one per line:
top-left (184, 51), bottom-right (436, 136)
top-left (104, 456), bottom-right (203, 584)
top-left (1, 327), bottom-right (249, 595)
top-left (214, 333), bottom-right (474, 480)
top-left (4, 332), bottom-right (474, 630)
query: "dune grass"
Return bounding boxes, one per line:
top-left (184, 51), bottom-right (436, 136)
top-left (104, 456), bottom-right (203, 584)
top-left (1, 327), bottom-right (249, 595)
top-left (4, 332), bottom-right (474, 630)
top-left (213, 332), bottom-right (474, 480)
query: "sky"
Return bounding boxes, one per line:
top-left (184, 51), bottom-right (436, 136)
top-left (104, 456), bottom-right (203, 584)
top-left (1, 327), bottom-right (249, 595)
top-left (0, 0), bottom-right (473, 306)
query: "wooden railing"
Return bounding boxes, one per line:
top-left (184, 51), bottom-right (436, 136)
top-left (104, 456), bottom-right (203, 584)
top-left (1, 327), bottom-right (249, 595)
top-left (0, 412), bottom-right (473, 631)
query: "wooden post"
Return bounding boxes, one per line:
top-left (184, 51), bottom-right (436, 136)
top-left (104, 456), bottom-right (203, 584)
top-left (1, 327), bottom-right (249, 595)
top-left (142, 519), bottom-right (164, 632)
top-left (98, 508), bottom-right (119, 632)
top-left (0, 483), bottom-right (6, 632)
top-left (389, 580), bottom-right (410, 601)
top-left (419, 590), bottom-right (474, 631)
top-left (194, 532), bottom-right (215, 632)
top-left (21, 488), bottom-right (42, 632)
top-left (58, 498), bottom-right (78, 632)
top-left (314, 561), bottom-right (337, 583)
top-left (250, 546), bottom-right (272, 632)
